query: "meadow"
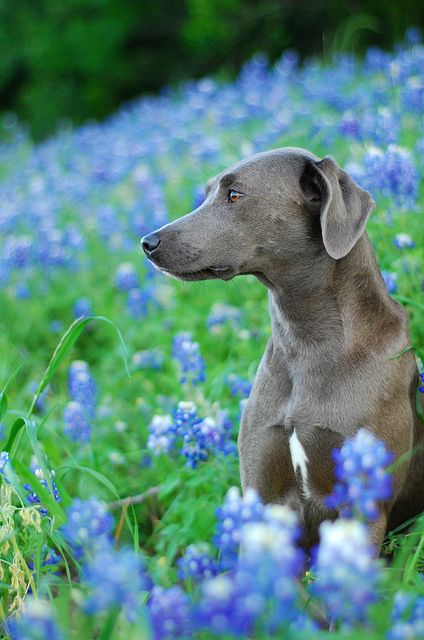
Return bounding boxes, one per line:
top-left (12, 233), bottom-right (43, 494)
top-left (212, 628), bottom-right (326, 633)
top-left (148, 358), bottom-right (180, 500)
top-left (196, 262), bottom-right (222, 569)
top-left (0, 30), bottom-right (424, 639)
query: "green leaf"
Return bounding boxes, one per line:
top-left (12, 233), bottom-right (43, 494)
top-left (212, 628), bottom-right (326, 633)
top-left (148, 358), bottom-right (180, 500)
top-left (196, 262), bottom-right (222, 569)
top-left (393, 294), bottom-right (424, 313)
top-left (4, 417), bottom-right (25, 453)
top-left (28, 315), bottom-right (129, 419)
top-left (0, 392), bottom-right (7, 422)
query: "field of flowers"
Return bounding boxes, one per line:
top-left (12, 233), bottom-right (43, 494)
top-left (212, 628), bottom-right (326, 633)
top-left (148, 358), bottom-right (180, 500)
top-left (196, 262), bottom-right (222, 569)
top-left (0, 29), bottom-right (424, 639)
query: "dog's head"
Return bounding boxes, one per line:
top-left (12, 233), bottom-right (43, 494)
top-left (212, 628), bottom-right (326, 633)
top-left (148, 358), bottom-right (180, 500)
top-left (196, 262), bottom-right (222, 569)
top-left (141, 147), bottom-right (375, 282)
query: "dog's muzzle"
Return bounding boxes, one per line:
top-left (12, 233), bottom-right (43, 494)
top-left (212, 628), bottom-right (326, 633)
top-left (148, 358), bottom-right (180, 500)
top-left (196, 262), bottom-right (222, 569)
top-left (141, 233), bottom-right (161, 256)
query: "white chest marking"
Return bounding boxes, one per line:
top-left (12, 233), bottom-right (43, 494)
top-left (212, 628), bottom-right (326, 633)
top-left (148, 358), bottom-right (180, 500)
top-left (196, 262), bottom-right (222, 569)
top-left (289, 429), bottom-right (311, 499)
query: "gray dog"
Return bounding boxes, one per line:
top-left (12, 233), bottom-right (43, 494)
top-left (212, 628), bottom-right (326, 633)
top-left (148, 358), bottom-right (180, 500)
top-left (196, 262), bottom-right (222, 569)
top-left (142, 147), bottom-right (424, 547)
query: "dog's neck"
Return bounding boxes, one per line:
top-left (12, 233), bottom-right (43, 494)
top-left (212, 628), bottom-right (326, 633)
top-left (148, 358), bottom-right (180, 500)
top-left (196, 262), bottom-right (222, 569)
top-left (260, 234), bottom-right (400, 357)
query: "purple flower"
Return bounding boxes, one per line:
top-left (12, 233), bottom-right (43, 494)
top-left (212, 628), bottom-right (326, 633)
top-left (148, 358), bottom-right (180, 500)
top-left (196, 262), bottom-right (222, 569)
top-left (177, 543), bottom-right (219, 582)
top-left (115, 262), bottom-right (139, 291)
top-left (382, 271), bottom-right (398, 294)
top-left (174, 402), bottom-right (208, 468)
top-left (148, 585), bottom-right (192, 639)
top-left (83, 546), bottom-right (150, 621)
top-left (63, 401), bottom-right (91, 443)
top-left (214, 487), bottom-right (264, 570)
top-left (73, 297), bottom-right (92, 318)
top-left (393, 233), bottom-right (415, 249)
top-left (4, 598), bottom-right (63, 640)
top-left (132, 348), bottom-right (164, 370)
top-left (419, 372), bottom-right (424, 393)
top-left (326, 428), bottom-right (393, 520)
top-left (24, 463), bottom-right (61, 516)
top-left (61, 498), bottom-right (113, 557)
top-left (313, 519), bottom-right (380, 626)
top-left (68, 360), bottom-right (96, 416)
top-left (147, 414), bottom-right (175, 455)
top-left (388, 591), bottom-right (424, 639)
top-left (172, 332), bottom-right (205, 385)
top-left (225, 374), bottom-right (252, 398)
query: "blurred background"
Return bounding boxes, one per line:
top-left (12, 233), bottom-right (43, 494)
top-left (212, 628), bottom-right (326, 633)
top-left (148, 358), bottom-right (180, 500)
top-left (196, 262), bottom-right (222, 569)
top-left (1, 0), bottom-right (424, 140)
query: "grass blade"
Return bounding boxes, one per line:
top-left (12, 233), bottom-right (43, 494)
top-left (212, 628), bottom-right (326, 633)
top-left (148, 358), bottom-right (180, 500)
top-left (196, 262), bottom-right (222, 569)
top-left (27, 315), bottom-right (129, 419)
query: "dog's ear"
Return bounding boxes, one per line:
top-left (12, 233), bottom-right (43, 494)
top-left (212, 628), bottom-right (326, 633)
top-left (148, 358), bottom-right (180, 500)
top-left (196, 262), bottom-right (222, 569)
top-left (300, 157), bottom-right (375, 259)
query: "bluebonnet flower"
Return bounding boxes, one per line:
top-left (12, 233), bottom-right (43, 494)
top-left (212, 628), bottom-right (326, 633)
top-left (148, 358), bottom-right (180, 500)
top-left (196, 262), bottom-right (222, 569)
top-left (148, 585), bottom-right (192, 640)
top-left (214, 486), bottom-right (264, 569)
top-left (68, 360), bottom-right (96, 416)
top-left (0, 450), bottom-right (11, 474)
top-left (388, 591), bottom-right (424, 639)
top-left (382, 271), bottom-right (398, 294)
top-left (63, 401), bottom-right (91, 442)
top-left (196, 505), bottom-right (303, 635)
top-left (393, 233), bottom-right (415, 249)
top-left (237, 506), bottom-right (303, 630)
top-left (24, 463), bottom-right (61, 516)
top-left (352, 145), bottom-right (419, 210)
top-left (172, 332), bottom-right (205, 385)
top-left (177, 543), bottom-right (219, 582)
top-left (193, 573), bottom-right (258, 637)
top-left (73, 297), bottom-right (92, 318)
top-left (4, 598), bottom-right (64, 640)
top-left (132, 348), bottom-right (165, 370)
top-left (174, 401), bottom-right (208, 468)
top-left (61, 497), bottom-right (113, 557)
top-left (313, 519), bottom-right (380, 626)
top-left (419, 372), bottom-right (424, 393)
top-left (326, 428), bottom-right (393, 520)
top-left (147, 414), bottom-right (175, 455)
top-left (14, 282), bottom-right (30, 299)
top-left (192, 185), bottom-right (206, 209)
top-left (127, 286), bottom-right (154, 318)
top-left (83, 546), bottom-right (150, 621)
top-left (225, 374), bottom-right (252, 398)
top-left (206, 303), bottom-right (242, 332)
top-left (115, 262), bottom-right (139, 291)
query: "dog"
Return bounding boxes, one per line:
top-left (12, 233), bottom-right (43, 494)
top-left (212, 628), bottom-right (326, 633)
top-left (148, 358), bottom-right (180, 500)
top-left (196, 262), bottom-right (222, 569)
top-left (142, 147), bottom-right (424, 547)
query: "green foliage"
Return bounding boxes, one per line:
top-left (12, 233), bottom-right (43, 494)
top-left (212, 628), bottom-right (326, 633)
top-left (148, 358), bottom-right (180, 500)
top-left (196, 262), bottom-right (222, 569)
top-left (1, 0), bottom-right (424, 138)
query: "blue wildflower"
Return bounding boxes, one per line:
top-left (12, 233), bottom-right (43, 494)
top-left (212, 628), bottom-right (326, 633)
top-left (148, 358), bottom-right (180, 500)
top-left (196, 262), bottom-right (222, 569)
top-left (313, 519), bottom-right (380, 626)
top-left (63, 401), bottom-right (91, 443)
top-left (225, 374), bottom-right (252, 398)
top-left (393, 233), bottom-right (415, 249)
top-left (147, 414), bottom-right (175, 455)
top-left (148, 585), bottom-right (192, 640)
top-left (68, 360), bottom-right (96, 416)
top-left (73, 297), bottom-right (92, 318)
top-left (132, 348), bottom-right (165, 370)
top-left (419, 372), bottom-right (424, 393)
top-left (174, 401), bottom-right (208, 468)
top-left (24, 464), bottom-right (61, 516)
top-left (177, 543), bottom-right (219, 582)
top-left (326, 428), bottom-right (393, 520)
top-left (382, 271), bottom-right (398, 294)
top-left (388, 591), bottom-right (424, 639)
top-left (61, 497), bottom-right (113, 557)
top-left (192, 185), bottom-right (206, 210)
top-left (127, 286), bottom-right (153, 318)
top-left (214, 486), bottom-right (264, 570)
top-left (4, 598), bottom-right (64, 640)
top-left (172, 332), bottom-right (205, 385)
top-left (0, 450), bottom-right (10, 474)
top-left (83, 546), bottom-right (150, 621)
top-left (115, 262), bottom-right (139, 291)
top-left (206, 303), bottom-right (242, 332)
top-left (236, 506), bottom-right (303, 631)
top-left (193, 573), bottom-right (256, 637)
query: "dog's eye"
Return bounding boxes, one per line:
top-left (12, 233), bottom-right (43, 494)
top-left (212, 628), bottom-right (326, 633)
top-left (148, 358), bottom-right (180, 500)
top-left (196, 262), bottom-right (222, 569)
top-left (228, 190), bottom-right (242, 203)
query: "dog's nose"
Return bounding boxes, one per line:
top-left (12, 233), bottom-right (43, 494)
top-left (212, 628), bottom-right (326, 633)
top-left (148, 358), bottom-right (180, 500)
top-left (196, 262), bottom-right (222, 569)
top-left (141, 233), bottom-right (161, 255)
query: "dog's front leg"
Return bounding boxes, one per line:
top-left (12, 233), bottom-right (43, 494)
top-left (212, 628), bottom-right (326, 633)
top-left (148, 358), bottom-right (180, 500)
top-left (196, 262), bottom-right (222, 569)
top-left (238, 420), bottom-right (299, 507)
